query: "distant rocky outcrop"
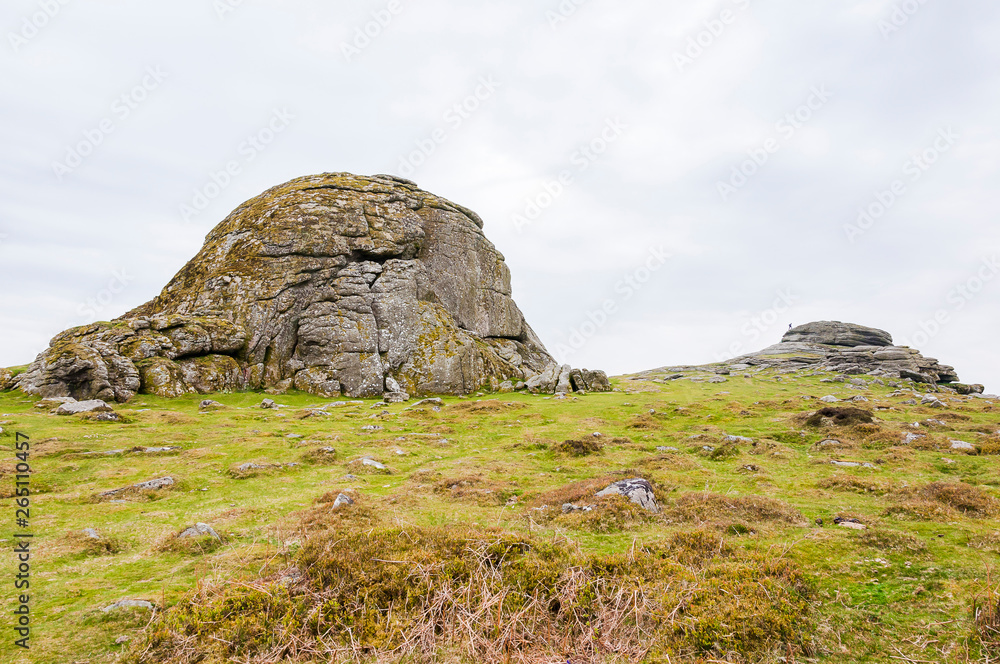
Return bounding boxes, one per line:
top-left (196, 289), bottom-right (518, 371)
top-left (734, 321), bottom-right (970, 386)
top-left (16, 173), bottom-right (610, 402)
top-left (632, 321), bottom-right (981, 392)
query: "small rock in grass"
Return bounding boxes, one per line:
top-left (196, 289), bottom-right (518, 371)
top-left (102, 599), bottom-right (155, 613)
top-left (83, 528), bottom-right (101, 539)
top-left (833, 516), bottom-right (866, 530)
top-left (178, 523), bottom-right (221, 540)
top-left (260, 399), bottom-right (278, 409)
top-left (55, 399), bottom-right (112, 415)
top-left (361, 457), bottom-right (387, 470)
top-left (595, 478), bottom-right (659, 513)
top-left (332, 493), bottom-right (354, 509)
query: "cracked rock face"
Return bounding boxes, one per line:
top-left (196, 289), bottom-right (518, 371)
top-left (18, 173), bottom-right (559, 402)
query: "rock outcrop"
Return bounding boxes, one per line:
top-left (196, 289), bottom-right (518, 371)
top-left (733, 321), bottom-right (965, 385)
top-left (18, 173), bottom-right (610, 402)
top-left (782, 321), bottom-right (893, 348)
top-left (631, 321), bottom-right (978, 390)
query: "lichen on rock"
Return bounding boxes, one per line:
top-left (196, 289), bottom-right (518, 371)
top-left (19, 173), bottom-right (606, 401)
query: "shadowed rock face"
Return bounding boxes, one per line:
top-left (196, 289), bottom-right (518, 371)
top-left (18, 173), bottom-right (576, 402)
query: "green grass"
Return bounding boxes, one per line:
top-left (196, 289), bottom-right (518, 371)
top-left (1, 368), bottom-right (998, 662)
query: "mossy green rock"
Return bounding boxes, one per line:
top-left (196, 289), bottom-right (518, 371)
top-left (19, 173), bottom-right (556, 401)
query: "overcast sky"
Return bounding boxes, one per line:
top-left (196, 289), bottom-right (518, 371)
top-left (2, 0), bottom-right (998, 392)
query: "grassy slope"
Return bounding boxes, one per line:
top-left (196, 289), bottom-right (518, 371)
top-left (1, 366), bottom-right (999, 663)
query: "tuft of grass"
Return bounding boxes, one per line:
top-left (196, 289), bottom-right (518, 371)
top-left (818, 474), bottom-right (893, 496)
top-left (914, 482), bottom-right (998, 516)
top-left (665, 492), bottom-right (807, 529)
top-left (64, 530), bottom-right (124, 556)
top-left (553, 437), bottom-right (603, 457)
top-left (974, 579), bottom-right (1000, 658)
top-left (121, 523), bottom-right (813, 664)
top-left (433, 475), bottom-right (517, 506)
top-left (804, 406), bottom-right (873, 427)
top-left (857, 528), bottom-right (927, 552)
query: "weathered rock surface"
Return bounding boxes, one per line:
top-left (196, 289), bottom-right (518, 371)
top-left (100, 476), bottom-right (175, 498)
top-left (18, 174), bottom-right (612, 401)
top-left (0, 368), bottom-right (13, 391)
top-left (178, 523), bottom-right (221, 540)
top-left (730, 322), bottom-right (961, 384)
top-left (54, 399), bottom-right (113, 416)
top-left (782, 321), bottom-right (893, 348)
top-left (596, 478), bottom-right (659, 513)
top-left (102, 599), bottom-right (155, 613)
top-left (633, 321), bottom-right (970, 387)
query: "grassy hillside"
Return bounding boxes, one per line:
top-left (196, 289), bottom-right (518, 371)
top-left (2, 366), bottom-right (999, 663)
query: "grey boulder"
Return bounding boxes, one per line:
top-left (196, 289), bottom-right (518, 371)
top-left (596, 478), bottom-right (659, 513)
top-left (178, 523), bottom-right (221, 540)
top-left (54, 399), bottom-right (112, 415)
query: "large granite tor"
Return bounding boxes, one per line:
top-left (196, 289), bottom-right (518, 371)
top-left (19, 173), bottom-right (605, 402)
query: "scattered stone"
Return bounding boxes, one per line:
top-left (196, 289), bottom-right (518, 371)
top-left (595, 478), bottom-right (659, 513)
top-left (561, 503), bottom-right (594, 514)
top-left (833, 516), bottom-right (866, 530)
top-left (361, 458), bottom-right (387, 470)
top-left (820, 395), bottom-right (839, 403)
top-left (831, 460), bottom-right (878, 469)
top-left (361, 425), bottom-right (383, 432)
top-left (83, 528), bottom-right (101, 539)
top-left (332, 493), bottom-right (354, 509)
top-left (260, 399), bottom-right (277, 409)
top-left (921, 394), bottom-right (946, 408)
top-left (178, 523), bottom-right (221, 540)
top-left (408, 398), bottom-right (443, 408)
top-left (55, 399), bottom-right (112, 415)
top-left (656, 446), bottom-right (679, 452)
top-left (950, 440), bottom-right (976, 452)
top-left (723, 434), bottom-right (754, 444)
top-left (286, 433), bottom-right (304, 439)
top-left (199, 400), bottom-right (224, 410)
top-left (102, 599), bottom-right (155, 613)
top-left (100, 476), bottom-right (174, 498)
